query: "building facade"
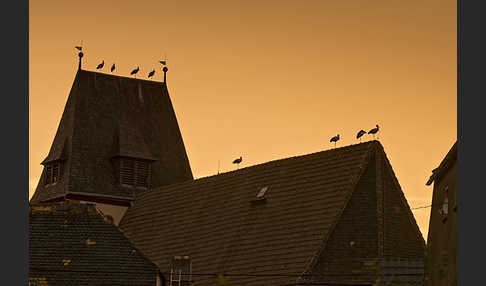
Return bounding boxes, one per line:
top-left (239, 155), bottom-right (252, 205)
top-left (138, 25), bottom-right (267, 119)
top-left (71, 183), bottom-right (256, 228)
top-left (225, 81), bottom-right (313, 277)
top-left (425, 142), bottom-right (457, 286)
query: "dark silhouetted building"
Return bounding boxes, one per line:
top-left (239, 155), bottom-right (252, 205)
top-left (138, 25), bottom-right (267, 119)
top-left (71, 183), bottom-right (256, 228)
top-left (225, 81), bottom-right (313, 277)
top-left (120, 141), bottom-right (426, 286)
top-left (29, 202), bottom-right (162, 285)
top-left (30, 69), bottom-right (193, 225)
top-left (425, 142), bottom-right (457, 286)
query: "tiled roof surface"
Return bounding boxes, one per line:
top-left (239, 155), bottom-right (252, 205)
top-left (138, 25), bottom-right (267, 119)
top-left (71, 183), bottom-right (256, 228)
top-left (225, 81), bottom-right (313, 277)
top-left (31, 69), bottom-right (193, 203)
top-left (29, 202), bottom-right (158, 285)
top-left (120, 141), bottom-right (379, 286)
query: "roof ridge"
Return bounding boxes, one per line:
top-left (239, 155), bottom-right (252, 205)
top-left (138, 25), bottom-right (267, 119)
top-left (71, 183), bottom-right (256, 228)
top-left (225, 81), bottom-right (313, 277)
top-left (300, 141), bottom-right (376, 278)
top-left (146, 140), bottom-right (382, 193)
top-left (80, 69), bottom-right (166, 85)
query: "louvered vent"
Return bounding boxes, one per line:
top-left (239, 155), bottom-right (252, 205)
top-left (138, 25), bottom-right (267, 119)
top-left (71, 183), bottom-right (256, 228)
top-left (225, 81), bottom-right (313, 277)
top-left (119, 157), bottom-right (151, 188)
top-left (120, 158), bottom-right (135, 186)
top-left (45, 165), bottom-right (52, 185)
top-left (135, 160), bottom-right (150, 188)
top-left (44, 161), bottom-right (62, 186)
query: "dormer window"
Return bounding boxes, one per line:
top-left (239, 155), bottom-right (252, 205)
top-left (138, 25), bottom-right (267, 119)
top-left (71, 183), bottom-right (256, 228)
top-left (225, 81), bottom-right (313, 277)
top-left (119, 157), bottom-right (151, 188)
top-left (44, 161), bottom-right (62, 186)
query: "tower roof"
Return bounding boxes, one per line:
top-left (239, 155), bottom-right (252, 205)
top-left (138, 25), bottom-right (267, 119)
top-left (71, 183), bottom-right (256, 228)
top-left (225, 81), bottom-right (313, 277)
top-left (31, 69), bottom-right (193, 204)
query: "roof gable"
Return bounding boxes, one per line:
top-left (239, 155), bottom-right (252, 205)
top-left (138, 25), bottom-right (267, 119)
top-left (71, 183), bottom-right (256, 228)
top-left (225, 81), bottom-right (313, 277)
top-left (120, 141), bottom-right (379, 286)
top-left (426, 141), bottom-right (457, 185)
top-left (31, 69), bottom-right (193, 203)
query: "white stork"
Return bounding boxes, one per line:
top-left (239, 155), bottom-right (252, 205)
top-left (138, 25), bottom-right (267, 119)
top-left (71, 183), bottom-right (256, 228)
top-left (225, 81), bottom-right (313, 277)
top-left (356, 130), bottom-right (366, 142)
top-left (368, 124), bottom-right (380, 139)
top-left (233, 156), bottom-right (243, 169)
top-left (330, 134), bottom-right (340, 147)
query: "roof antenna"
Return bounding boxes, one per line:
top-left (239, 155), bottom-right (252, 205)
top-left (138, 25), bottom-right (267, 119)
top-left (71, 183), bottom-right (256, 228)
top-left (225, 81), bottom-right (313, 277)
top-left (75, 40), bottom-right (84, 70)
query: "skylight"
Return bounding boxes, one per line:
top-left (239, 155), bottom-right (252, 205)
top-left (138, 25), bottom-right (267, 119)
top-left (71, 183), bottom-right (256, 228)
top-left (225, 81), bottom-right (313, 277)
top-left (257, 186), bottom-right (269, 199)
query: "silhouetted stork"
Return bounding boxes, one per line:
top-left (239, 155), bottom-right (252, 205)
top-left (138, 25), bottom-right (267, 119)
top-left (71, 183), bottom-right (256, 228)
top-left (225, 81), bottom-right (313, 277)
top-left (96, 60), bottom-right (104, 70)
top-left (130, 66), bottom-right (140, 77)
top-left (148, 69), bottom-right (155, 78)
top-left (330, 134), bottom-right (340, 147)
top-left (356, 130), bottom-right (366, 142)
top-left (233, 156), bottom-right (243, 169)
top-left (110, 63), bottom-right (115, 72)
top-left (368, 124), bottom-right (380, 139)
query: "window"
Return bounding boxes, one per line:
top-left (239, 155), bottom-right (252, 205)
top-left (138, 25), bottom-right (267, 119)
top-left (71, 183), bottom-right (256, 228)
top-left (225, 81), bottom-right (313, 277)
top-left (438, 186), bottom-right (449, 223)
top-left (119, 157), bottom-right (151, 188)
top-left (44, 161), bottom-right (62, 186)
top-left (169, 256), bottom-right (192, 286)
top-left (257, 186), bottom-right (269, 200)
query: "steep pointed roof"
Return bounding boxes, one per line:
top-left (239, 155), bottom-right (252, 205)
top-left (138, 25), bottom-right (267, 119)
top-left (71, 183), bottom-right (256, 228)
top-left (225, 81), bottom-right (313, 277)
top-left (119, 141), bottom-right (423, 286)
top-left (31, 69), bottom-right (193, 204)
top-left (29, 202), bottom-right (159, 285)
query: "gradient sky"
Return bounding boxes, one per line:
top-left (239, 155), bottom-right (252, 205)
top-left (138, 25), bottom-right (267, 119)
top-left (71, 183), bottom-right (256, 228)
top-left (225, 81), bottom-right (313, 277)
top-left (29, 0), bottom-right (456, 240)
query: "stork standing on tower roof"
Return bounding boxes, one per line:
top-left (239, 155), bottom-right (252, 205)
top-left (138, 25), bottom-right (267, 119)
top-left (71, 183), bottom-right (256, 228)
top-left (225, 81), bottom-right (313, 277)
top-left (368, 124), bottom-right (380, 139)
top-left (356, 130), bottom-right (366, 142)
top-left (96, 60), bottom-right (104, 70)
top-left (110, 63), bottom-right (116, 72)
top-left (131, 66), bottom-right (140, 77)
top-left (233, 156), bottom-right (243, 169)
top-left (148, 69), bottom-right (155, 78)
top-left (330, 134), bottom-right (340, 148)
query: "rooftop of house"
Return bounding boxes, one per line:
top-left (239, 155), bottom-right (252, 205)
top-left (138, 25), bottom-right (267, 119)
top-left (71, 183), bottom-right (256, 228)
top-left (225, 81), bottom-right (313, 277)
top-left (120, 140), bottom-right (424, 286)
top-left (29, 201), bottom-right (159, 285)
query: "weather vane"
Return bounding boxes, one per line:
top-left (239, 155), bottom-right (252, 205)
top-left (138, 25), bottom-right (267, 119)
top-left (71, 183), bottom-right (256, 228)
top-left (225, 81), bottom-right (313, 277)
top-left (75, 40), bottom-right (84, 70)
top-left (159, 52), bottom-right (168, 83)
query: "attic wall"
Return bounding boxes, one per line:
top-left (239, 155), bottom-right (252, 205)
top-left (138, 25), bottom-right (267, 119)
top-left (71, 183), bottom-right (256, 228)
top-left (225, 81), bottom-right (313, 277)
top-left (308, 154), bottom-right (378, 283)
top-left (382, 156), bottom-right (426, 259)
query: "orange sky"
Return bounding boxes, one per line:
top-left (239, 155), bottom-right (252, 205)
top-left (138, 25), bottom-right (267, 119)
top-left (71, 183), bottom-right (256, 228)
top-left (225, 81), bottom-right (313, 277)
top-left (29, 0), bottom-right (456, 240)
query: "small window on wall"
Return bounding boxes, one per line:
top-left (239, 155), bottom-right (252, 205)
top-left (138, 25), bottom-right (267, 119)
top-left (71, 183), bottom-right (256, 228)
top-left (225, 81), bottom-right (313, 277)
top-left (44, 161), bottom-right (62, 186)
top-left (438, 186), bottom-right (449, 223)
top-left (119, 157), bottom-right (151, 188)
